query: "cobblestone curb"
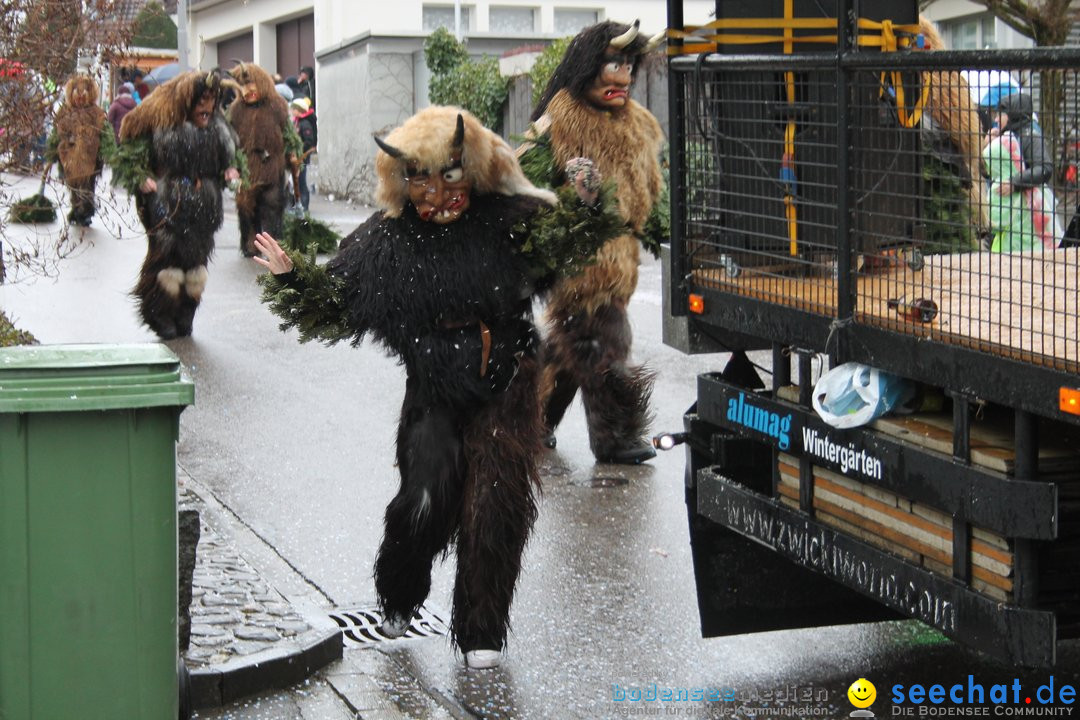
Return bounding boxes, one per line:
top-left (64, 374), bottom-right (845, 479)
top-left (179, 483), bottom-right (343, 708)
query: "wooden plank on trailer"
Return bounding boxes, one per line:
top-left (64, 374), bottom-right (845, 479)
top-left (814, 495), bottom-right (950, 565)
top-left (916, 414), bottom-right (1080, 473)
top-left (694, 248), bottom-right (1080, 369)
top-left (973, 526), bottom-right (1011, 552)
top-left (778, 472), bottom-right (1013, 593)
top-left (924, 557), bottom-right (1012, 601)
top-left (812, 482), bottom-right (952, 555)
top-left (814, 507), bottom-right (922, 564)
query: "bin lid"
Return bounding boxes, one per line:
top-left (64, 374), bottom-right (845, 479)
top-left (0, 343), bottom-right (194, 412)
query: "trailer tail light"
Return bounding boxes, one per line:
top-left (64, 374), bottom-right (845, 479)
top-left (1061, 387), bottom-right (1080, 416)
top-left (688, 294), bottom-right (704, 314)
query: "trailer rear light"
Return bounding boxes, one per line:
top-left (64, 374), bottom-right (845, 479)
top-left (1060, 387), bottom-right (1080, 415)
top-left (652, 432), bottom-right (688, 451)
top-left (688, 294), bottom-right (704, 314)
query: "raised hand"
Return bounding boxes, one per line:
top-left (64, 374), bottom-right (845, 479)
top-left (565, 157), bottom-right (601, 205)
top-left (252, 232), bottom-right (294, 275)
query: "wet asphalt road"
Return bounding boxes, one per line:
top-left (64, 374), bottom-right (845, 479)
top-left (1, 174), bottom-right (1077, 718)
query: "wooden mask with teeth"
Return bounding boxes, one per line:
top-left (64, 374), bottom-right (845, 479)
top-left (372, 106), bottom-right (556, 219)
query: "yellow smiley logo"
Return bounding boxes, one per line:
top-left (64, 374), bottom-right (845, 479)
top-left (847, 678), bottom-right (877, 708)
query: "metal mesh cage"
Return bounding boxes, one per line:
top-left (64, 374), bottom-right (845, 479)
top-left (673, 50), bottom-right (1080, 378)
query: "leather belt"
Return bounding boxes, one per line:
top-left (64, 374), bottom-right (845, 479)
top-left (441, 319), bottom-right (492, 377)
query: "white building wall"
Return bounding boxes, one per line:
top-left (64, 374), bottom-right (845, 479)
top-left (316, 39), bottom-right (416, 203)
top-left (186, 0), bottom-right (315, 70)
top-left (186, 0), bottom-right (713, 203)
top-left (923, 0), bottom-right (1034, 50)
top-left (194, 1), bottom-right (711, 58)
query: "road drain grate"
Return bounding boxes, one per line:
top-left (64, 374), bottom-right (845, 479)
top-left (328, 606), bottom-right (449, 645)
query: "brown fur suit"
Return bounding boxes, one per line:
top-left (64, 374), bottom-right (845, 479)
top-left (918, 17), bottom-right (989, 239)
top-left (51, 76), bottom-right (109, 225)
top-left (227, 63), bottom-right (292, 256)
top-left (531, 88), bottom-right (664, 462)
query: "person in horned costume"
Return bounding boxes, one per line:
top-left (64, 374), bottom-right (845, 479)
top-left (254, 106), bottom-right (623, 668)
top-left (226, 62), bottom-right (301, 256)
top-left (113, 68), bottom-right (243, 339)
top-left (518, 19), bottom-right (667, 465)
top-left (45, 74), bottom-right (115, 227)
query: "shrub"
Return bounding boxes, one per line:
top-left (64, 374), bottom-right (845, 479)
top-left (0, 310), bottom-right (37, 347)
top-left (424, 27), bottom-right (468, 76)
top-left (131, 1), bottom-right (177, 50)
top-left (424, 27), bottom-right (508, 131)
top-left (528, 37), bottom-right (571, 107)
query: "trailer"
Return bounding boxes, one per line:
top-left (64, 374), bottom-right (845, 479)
top-left (662, 0), bottom-right (1080, 666)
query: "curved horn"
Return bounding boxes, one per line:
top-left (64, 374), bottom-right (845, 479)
top-left (642, 29), bottom-right (666, 53)
top-left (373, 133), bottom-right (404, 159)
top-left (220, 77), bottom-right (243, 95)
top-left (609, 19), bottom-right (640, 49)
top-left (452, 113), bottom-right (465, 149)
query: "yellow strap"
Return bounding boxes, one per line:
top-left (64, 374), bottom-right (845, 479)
top-left (855, 19), bottom-right (930, 127)
top-left (668, 14), bottom-right (928, 251)
top-left (666, 17), bottom-right (930, 129)
top-left (783, 0), bottom-right (798, 257)
top-left (666, 18), bottom-right (922, 55)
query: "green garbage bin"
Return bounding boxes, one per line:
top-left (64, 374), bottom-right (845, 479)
top-left (0, 344), bottom-right (194, 720)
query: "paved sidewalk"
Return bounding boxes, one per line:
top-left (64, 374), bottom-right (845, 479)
top-left (178, 472), bottom-right (344, 709)
top-left (178, 469), bottom-right (470, 720)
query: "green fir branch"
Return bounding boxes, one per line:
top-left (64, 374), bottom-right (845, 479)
top-left (281, 213), bottom-right (340, 254)
top-left (257, 250), bottom-right (353, 346)
top-left (516, 133), bottom-right (561, 189)
top-left (111, 135), bottom-right (153, 195)
top-left (516, 182), bottom-right (625, 281)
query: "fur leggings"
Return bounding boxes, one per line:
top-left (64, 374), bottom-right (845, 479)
top-left (539, 300), bottom-right (654, 459)
top-left (66, 175), bottom-right (97, 223)
top-left (133, 248), bottom-right (208, 340)
top-left (374, 356), bottom-right (541, 653)
top-left (237, 182), bottom-right (285, 256)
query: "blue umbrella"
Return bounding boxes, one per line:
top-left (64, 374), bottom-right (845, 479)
top-left (144, 62), bottom-right (180, 90)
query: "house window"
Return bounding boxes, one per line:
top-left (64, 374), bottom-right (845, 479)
top-left (423, 5), bottom-right (472, 33)
top-left (943, 14), bottom-right (997, 50)
top-left (489, 6), bottom-right (536, 34)
top-left (554, 8), bottom-right (598, 35)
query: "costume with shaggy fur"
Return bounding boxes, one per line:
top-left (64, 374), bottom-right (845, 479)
top-left (916, 17), bottom-right (989, 250)
top-left (260, 107), bottom-right (621, 655)
top-left (520, 22), bottom-right (666, 461)
top-left (115, 69), bottom-right (240, 338)
top-left (227, 64), bottom-right (299, 255)
top-left (46, 76), bottom-right (114, 225)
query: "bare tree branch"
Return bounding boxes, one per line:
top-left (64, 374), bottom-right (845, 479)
top-left (971, 0), bottom-right (1076, 46)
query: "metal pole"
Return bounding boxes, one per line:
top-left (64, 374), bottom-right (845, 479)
top-left (454, 0), bottom-right (462, 40)
top-left (666, 0), bottom-right (686, 318)
top-left (177, 0), bottom-right (190, 71)
top-left (834, 0), bottom-right (853, 362)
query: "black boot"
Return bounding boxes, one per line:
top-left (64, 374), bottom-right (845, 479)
top-left (596, 440), bottom-right (656, 465)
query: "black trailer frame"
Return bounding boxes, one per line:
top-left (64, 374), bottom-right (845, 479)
top-left (666, 0), bottom-right (1080, 667)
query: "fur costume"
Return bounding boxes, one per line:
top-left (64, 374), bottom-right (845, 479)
top-left (46, 75), bottom-right (114, 226)
top-left (260, 106), bottom-right (622, 663)
top-left (917, 17), bottom-right (989, 249)
top-left (115, 69), bottom-right (241, 338)
top-left (519, 19), bottom-right (666, 463)
top-left (227, 63), bottom-right (299, 255)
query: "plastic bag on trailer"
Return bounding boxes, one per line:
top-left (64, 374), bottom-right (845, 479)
top-left (812, 362), bottom-right (915, 429)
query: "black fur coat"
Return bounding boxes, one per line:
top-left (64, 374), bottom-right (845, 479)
top-left (262, 190), bottom-right (624, 408)
top-left (132, 115), bottom-right (237, 265)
